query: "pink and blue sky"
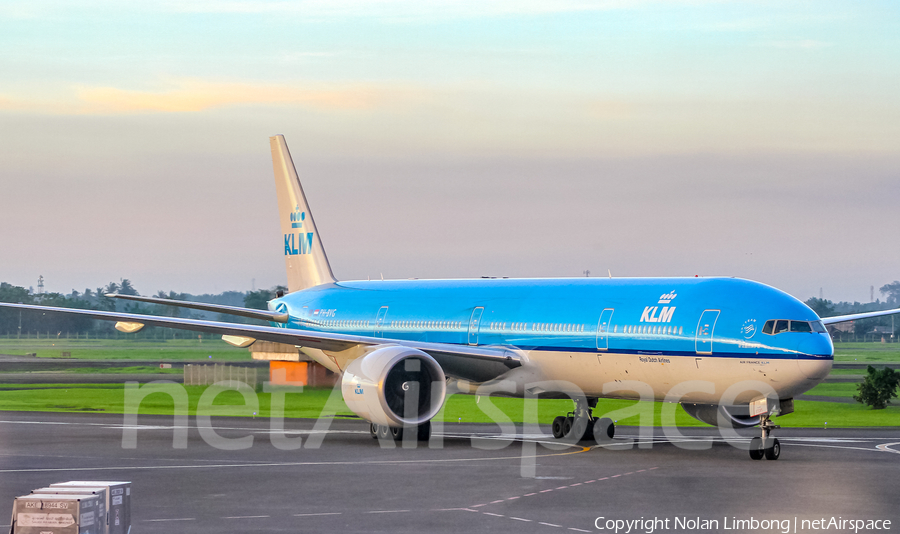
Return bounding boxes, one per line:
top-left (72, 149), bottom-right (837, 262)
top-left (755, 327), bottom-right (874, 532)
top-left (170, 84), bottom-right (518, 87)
top-left (1, 1), bottom-right (898, 302)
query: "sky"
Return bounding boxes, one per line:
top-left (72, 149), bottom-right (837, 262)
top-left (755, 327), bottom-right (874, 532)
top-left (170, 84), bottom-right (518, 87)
top-left (1, 0), bottom-right (898, 303)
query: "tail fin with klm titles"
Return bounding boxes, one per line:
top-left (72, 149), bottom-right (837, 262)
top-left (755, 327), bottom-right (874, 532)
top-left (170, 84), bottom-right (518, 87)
top-left (270, 134), bottom-right (336, 292)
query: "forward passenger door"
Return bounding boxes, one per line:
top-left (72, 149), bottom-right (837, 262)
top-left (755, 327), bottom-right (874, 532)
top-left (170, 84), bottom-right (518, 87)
top-left (695, 309), bottom-right (720, 354)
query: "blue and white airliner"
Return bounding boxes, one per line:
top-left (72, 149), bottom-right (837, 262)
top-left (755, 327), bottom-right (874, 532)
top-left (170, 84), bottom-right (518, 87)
top-left (6, 135), bottom-right (899, 460)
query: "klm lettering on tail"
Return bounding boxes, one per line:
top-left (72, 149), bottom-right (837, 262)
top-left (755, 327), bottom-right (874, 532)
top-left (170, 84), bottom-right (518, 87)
top-left (285, 232), bottom-right (314, 255)
top-left (640, 291), bottom-right (678, 323)
top-left (285, 206), bottom-right (314, 255)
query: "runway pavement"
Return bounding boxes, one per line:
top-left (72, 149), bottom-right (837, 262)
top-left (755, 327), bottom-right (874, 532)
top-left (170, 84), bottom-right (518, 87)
top-left (0, 412), bottom-right (897, 533)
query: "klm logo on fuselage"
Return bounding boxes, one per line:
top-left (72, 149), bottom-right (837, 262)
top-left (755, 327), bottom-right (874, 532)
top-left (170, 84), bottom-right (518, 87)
top-left (640, 291), bottom-right (677, 323)
top-left (285, 205), bottom-right (314, 255)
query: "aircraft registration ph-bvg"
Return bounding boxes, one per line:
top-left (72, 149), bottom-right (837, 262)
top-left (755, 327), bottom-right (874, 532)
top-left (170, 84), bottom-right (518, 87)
top-left (7, 135), bottom-right (899, 461)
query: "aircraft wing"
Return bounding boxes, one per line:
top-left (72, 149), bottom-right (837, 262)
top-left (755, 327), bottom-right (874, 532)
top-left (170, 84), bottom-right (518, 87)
top-left (820, 307), bottom-right (900, 325)
top-left (0, 303), bottom-right (521, 371)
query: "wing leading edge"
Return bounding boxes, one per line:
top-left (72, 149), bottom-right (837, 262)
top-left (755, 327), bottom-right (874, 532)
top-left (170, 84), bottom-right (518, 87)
top-left (820, 307), bottom-right (900, 325)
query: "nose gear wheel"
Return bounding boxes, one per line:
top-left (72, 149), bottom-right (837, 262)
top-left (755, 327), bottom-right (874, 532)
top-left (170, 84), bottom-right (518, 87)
top-left (749, 414), bottom-right (781, 460)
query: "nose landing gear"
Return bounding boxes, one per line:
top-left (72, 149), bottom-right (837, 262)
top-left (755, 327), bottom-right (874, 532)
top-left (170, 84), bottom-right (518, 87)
top-left (749, 414), bottom-right (780, 460)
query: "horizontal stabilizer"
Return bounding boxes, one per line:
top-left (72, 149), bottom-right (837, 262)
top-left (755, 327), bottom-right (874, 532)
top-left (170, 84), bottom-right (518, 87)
top-left (106, 293), bottom-right (291, 324)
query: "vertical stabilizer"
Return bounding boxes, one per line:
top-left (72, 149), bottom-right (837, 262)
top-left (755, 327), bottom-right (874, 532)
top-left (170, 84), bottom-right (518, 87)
top-left (270, 135), bottom-right (337, 292)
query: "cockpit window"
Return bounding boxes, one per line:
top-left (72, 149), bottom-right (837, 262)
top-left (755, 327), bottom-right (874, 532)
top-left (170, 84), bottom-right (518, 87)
top-left (763, 319), bottom-right (827, 335)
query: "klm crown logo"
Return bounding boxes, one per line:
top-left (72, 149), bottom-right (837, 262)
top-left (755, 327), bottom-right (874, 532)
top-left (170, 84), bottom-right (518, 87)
top-left (284, 205), bottom-right (314, 256)
top-left (290, 206), bottom-right (306, 229)
top-left (658, 292), bottom-right (677, 304)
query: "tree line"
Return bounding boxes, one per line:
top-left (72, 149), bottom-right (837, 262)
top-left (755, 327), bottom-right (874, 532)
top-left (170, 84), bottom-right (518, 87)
top-left (0, 279), bottom-right (286, 337)
top-left (805, 281), bottom-right (900, 338)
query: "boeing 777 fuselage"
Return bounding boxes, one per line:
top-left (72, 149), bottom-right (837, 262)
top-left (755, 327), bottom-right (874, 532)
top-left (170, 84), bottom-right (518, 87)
top-left (272, 276), bottom-right (833, 404)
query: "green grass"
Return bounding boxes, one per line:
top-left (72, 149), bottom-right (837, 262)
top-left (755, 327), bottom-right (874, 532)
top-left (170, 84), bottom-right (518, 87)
top-left (0, 339), bottom-right (897, 427)
top-left (827, 369), bottom-right (865, 376)
top-left (56, 366), bottom-right (183, 375)
top-left (833, 342), bottom-right (900, 363)
top-left (0, 385), bottom-right (896, 428)
top-left (0, 338), bottom-right (249, 361)
top-left (0, 385), bottom-right (700, 424)
top-left (0, 383), bottom-right (123, 389)
top-left (805, 382), bottom-right (858, 398)
top-left (2, 337), bottom-right (897, 363)
top-left (0, 384), bottom-right (351, 418)
top-left (444, 395), bottom-right (900, 427)
top-left (781, 400), bottom-right (900, 427)
top-left (444, 395), bottom-right (704, 427)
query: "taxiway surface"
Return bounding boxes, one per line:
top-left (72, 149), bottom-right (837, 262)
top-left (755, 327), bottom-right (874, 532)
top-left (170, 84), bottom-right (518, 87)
top-left (0, 412), bottom-right (897, 533)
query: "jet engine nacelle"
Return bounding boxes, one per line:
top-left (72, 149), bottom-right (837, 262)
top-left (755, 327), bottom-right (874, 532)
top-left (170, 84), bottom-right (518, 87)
top-left (341, 345), bottom-right (447, 427)
top-left (681, 403), bottom-right (760, 428)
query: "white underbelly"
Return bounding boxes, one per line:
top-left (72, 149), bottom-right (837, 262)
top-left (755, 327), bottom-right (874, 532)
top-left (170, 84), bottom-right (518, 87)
top-left (523, 350), bottom-right (830, 404)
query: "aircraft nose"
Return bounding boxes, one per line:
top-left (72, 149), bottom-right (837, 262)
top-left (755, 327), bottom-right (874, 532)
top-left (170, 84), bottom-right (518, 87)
top-left (797, 334), bottom-right (833, 380)
top-left (798, 358), bottom-right (832, 380)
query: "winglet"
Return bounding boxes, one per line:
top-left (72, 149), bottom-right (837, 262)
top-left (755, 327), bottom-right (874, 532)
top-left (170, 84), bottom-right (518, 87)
top-left (270, 135), bottom-right (337, 292)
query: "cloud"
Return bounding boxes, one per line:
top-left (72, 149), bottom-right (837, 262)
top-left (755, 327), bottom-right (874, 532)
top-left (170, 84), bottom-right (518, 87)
top-left (77, 80), bottom-right (393, 113)
top-left (756, 39), bottom-right (832, 49)
top-left (0, 93), bottom-right (65, 113)
top-left (0, 79), bottom-right (422, 115)
top-left (161, 0), bottom-right (655, 16)
top-left (587, 100), bottom-right (635, 120)
top-left (0, 0), bottom-right (704, 19)
top-left (0, 80), bottom-right (418, 115)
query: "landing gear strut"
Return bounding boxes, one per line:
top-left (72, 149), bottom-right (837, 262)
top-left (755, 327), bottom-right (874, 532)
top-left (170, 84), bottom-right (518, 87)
top-left (749, 414), bottom-right (780, 460)
top-left (550, 397), bottom-right (615, 444)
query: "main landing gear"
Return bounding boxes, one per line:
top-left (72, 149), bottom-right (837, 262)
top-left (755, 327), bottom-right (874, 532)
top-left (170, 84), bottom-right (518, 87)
top-left (370, 421), bottom-right (431, 442)
top-left (749, 414), bottom-right (780, 461)
top-left (550, 397), bottom-right (615, 444)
